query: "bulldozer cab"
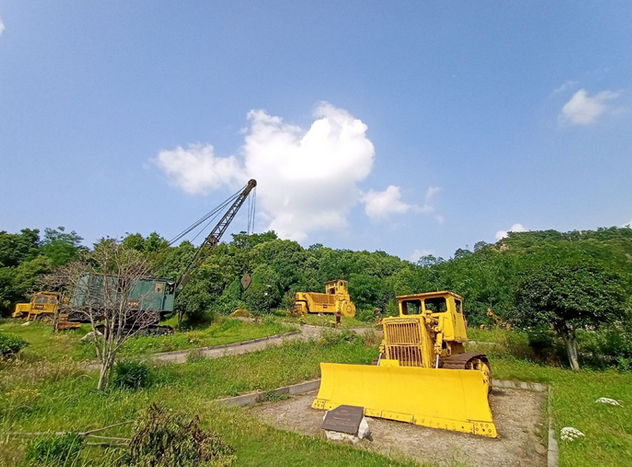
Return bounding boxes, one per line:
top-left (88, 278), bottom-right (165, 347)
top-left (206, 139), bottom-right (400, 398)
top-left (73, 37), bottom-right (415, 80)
top-left (399, 291), bottom-right (461, 315)
top-left (325, 280), bottom-right (347, 295)
top-left (398, 291), bottom-right (467, 343)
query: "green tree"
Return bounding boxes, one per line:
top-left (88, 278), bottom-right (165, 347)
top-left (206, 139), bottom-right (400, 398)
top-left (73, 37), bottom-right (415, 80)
top-left (0, 228), bottom-right (40, 268)
top-left (515, 258), bottom-right (629, 370)
top-left (143, 232), bottom-right (168, 254)
top-left (122, 233), bottom-right (146, 252)
top-left (40, 226), bottom-right (85, 265)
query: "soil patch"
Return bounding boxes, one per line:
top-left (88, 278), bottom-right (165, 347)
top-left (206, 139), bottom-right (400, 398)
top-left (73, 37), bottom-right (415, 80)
top-left (249, 388), bottom-right (547, 467)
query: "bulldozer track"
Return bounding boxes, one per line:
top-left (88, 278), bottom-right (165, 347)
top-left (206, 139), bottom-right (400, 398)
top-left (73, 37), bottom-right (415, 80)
top-left (441, 352), bottom-right (490, 370)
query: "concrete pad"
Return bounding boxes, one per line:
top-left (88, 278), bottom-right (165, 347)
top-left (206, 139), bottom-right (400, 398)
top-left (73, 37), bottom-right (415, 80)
top-left (249, 388), bottom-right (547, 467)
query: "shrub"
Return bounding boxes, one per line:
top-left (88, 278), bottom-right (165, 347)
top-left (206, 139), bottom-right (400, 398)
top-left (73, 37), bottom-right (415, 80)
top-left (360, 329), bottom-right (382, 347)
top-left (125, 404), bottom-right (235, 467)
top-left (355, 307), bottom-right (377, 322)
top-left (111, 360), bottom-right (152, 390)
top-left (0, 332), bottom-right (29, 358)
top-left (319, 328), bottom-right (361, 347)
top-left (25, 432), bottom-right (84, 466)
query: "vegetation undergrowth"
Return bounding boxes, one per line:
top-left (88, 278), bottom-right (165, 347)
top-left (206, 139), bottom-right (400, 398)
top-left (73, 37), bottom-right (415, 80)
top-left (111, 360), bottom-right (153, 391)
top-left (0, 334), bottom-right (412, 466)
top-left (0, 316), bottom-right (293, 363)
top-left (2, 320), bottom-right (632, 466)
top-left (0, 331), bottom-right (29, 358)
top-left (467, 329), bottom-right (632, 467)
top-left (24, 432), bottom-right (84, 467)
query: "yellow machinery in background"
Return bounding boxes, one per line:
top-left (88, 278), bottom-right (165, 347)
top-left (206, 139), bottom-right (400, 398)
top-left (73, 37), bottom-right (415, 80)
top-left (480, 308), bottom-right (513, 330)
top-left (13, 291), bottom-right (80, 330)
top-left (294, 280), bottom-right (356, 318)
top-left (312, 291), bottom-right (497, 438)
top-left (13, 292), bottom-right (63, 321)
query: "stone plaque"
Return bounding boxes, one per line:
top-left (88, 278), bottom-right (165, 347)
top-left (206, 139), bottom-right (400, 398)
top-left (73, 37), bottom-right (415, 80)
top-left (321, 405), bottom-right (364, 435)
top-left (241, 273), bottom-right (252, 291)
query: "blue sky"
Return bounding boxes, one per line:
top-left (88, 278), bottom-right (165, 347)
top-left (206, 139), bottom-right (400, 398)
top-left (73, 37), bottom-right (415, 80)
top-left (1, 1), bottom-right (631, 260)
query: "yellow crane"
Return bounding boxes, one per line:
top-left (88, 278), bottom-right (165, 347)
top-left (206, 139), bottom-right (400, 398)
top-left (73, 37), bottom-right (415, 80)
top-left (312, 291), bottom-right (496, 438)
top-left (294, 280), bottom-right (356, 317)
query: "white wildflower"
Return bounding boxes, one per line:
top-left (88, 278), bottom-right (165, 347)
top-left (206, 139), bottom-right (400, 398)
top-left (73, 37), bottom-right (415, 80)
top-left (595, 397), bottom-right (621, 406)
top-left (560, 427), bottom-right (585, 442)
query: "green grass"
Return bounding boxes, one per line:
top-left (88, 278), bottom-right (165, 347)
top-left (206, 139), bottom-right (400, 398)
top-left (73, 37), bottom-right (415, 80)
top-left (3, 321), bottom-right (632, 466)
top-left (0, 335), bottom-right (422, 467)
top-left (0, 320), bottom-right (90, 362)
top-left (491, 357), bottom-right (632, 467)
top-left (465, 334), bottom-right (632, 467)
top-left (277, 311), bottom-right (374, 329)
top-left (0, 317), bottom-right (294, 362)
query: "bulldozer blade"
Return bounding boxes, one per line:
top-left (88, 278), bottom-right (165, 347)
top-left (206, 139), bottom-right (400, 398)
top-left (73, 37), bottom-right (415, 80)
top-left (312, 363), bottom-right (497, 438)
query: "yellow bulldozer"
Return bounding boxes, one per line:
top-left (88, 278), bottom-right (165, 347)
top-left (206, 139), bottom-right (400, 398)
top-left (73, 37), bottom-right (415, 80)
top-left (13, 292), bottom-right (63, 321)
top-left (12, 291), bottom-right (80, 330)
top-left (312, 291), bottom-right (497, 438)
top-left (294, 280), bottom-right (356, 318)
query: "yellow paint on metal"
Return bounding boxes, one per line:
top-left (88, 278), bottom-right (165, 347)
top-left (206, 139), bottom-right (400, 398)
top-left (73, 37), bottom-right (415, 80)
top-left (294, 280), bottom-right (356, 317)
top-left (312, 362), bottom-right (497, 438)
top-left (12, 292), bottom-right (62, 321)
top-left (377, 359), bottom-right (400, 367)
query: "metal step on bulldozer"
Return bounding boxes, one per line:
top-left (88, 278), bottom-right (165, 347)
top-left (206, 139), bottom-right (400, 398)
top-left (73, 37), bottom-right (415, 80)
top-left (312, 291), bottom-right (497, 438)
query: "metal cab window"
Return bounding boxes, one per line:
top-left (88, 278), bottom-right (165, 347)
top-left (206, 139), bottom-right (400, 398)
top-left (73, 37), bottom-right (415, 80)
top-left (401, 299), bottom-right (422, 315)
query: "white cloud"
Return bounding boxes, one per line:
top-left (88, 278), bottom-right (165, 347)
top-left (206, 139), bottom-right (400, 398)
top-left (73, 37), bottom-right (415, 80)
top-left (363, 186), bottom-right (414, 221)
top-left (495, 223), bottom-right (526, 241)
top-left (559, 89), bottom-right (619, 126)
top-left (409, 248), bottom-right (434, 262)
top-left (153, 143), bottom-right (245, 195)
top-left (552, 80), bottom-right (578, 95)
top-left (421, 186), bottom-right (441, 214)
top-left (363, 184), bottom-right (442, 222)
top-left (0, 16), bottom-right (4, 38)
top-left (242, 103), bottom-right (375, 240)
top-left (153, 102), bottom-right (377, 241)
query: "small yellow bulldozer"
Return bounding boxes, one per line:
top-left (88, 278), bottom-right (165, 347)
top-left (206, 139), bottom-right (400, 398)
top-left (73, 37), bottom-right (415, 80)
top-left (294, 280), bottom-right (356, 317)
top-left (13, 291), bottom-right (80, 331)
top-left (312, 291), bottom-right (496, 438)
top-left (13, 292), bottom-right (63, 321)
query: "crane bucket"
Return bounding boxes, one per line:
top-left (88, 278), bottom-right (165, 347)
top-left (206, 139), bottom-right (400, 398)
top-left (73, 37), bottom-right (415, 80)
top-left (312, 362), bottom-right (497, 438)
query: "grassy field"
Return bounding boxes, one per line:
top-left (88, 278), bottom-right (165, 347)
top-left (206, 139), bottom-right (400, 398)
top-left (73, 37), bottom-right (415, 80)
top-left (0, 330), bottom-right (422, 467)
top-left (1, 320), bottom-right (632, 466)
top-left (0, 316), bottom-right (294, 362)
top-left (468, 329), bottom-right (632, 467)
top-left (277, 311), bottom-right (373, 328)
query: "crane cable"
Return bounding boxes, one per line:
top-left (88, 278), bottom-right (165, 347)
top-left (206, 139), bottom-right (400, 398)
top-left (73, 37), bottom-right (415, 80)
top-left (166, 183), bottom-right (248, 247)
top-left (246, 187), bottom-right (257, 235)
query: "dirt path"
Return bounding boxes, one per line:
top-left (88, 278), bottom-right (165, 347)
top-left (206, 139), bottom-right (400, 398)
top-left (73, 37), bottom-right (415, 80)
top-left (249, 388), bottom-right (547, 467)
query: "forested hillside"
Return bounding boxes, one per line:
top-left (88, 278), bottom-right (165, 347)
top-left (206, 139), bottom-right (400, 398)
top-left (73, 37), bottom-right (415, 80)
top-left (2, 226), bottom-right (631, 327)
